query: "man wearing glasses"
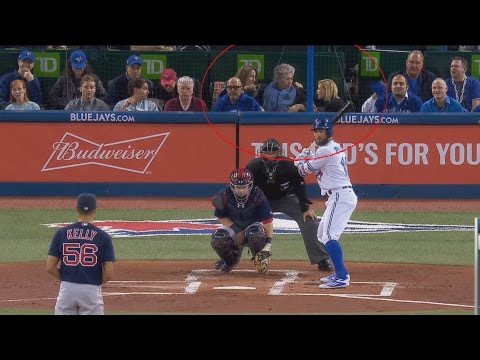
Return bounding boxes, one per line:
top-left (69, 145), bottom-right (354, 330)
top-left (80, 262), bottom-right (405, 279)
top-left (212, 77), bottom-right (263, 112)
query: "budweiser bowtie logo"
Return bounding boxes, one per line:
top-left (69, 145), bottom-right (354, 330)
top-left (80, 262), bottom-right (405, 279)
top-left (42, 132), bottom-right (170, 174)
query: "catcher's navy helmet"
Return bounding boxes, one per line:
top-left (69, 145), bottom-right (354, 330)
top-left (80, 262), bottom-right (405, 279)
top-left (311, 117), bottom-right (333, 137)
top-left (229, 168), bottom-right (254, 207)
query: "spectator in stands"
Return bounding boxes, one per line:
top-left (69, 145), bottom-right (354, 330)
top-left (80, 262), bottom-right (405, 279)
top-left (473, 104), bottom-right (480, 112)
top-left (262, 63), bottom-right (306, 112)
top-left (362, 80), bottom-right (386, 113)
top-left (387, 50), bottom-right (436, 102)
top-left (153, 68), bottom-right (178, 108)
top-left (113, 77), bottom-right (159, 112)
top-left (445, 56), bottom-right (480, 111)
top-left (5, 79), bottom-right (40, 110)
top-left (153, 69), bottom-right (202, 109)
top-left (236, 65), bottom-right (263, 101)
top-left (48, 50), bottom-right (107, 110)
top-left (310, 79), bottom-right (355, 113)
top-left (0, 50), bottom-right (42, 109)
top-left (163, 76), bottom-right (207, 111)
top-left (212, 77), bottom-right (262, 112)
top-left (65, 75), bottom-right (110, 111)
top-left (216, 65), bottom-right (264, 104)
top-left (374, 74), bottom-right (422, 113)
top-left (106, 55), bottom-right (154, 109)
top-left (420, 78), bottom-right (467, 112)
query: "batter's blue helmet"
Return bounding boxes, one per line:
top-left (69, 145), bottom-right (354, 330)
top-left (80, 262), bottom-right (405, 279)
top-left (311, 117), bottom-right (333, 137)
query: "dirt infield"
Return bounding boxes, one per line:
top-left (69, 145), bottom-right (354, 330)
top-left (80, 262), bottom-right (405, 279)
top-left (0, 260), bottom-right (473, 314)
top-left (0, 197), bottom-right (475, 314)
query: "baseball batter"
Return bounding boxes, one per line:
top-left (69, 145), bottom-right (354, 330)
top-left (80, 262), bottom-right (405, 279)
top-left (211, 168), bottom-right (274, 274)
top-left (294, 118), bottom-right (357, 289)
top-left (46, 193), bottom-right (115, 314)
top-left (247, 138), bottom-right (332, 271)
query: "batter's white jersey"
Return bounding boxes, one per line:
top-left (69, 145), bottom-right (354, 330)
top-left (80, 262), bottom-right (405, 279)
top-left (297, 139), bottom-right (357, 244)
top-left (298, 139), bottom-right (352, 195)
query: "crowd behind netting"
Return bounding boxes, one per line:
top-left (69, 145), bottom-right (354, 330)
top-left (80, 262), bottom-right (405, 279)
top-left (1, 45), bottom-right (479, 113)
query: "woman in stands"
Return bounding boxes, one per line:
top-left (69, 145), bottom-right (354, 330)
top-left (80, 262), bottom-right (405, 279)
top-left (5, 79), bottom-right (40, 110)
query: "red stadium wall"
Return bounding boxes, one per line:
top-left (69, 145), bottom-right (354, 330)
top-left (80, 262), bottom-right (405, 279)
top-left (239, 124), bottom-right (480, 185)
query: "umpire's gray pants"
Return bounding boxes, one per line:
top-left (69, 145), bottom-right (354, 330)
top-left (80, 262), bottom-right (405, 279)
top-left (269, 194), bottom-right (329, 265)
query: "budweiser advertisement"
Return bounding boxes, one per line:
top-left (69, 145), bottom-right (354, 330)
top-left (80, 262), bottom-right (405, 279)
top-left (0, 123), bottom-right (236, 182)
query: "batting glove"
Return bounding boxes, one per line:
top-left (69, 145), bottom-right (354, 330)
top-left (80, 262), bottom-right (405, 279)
top-left (294, 158), bottom-right (304, 167)
top-left (300, 148), bottom-right (314, 158)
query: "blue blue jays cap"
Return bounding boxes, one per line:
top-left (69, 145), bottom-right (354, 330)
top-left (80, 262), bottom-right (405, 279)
top-left (77, 193), bottom-right (97, 211)
top-left (18, 50), bottom-right (35, 62)
top-left (70, 50), bottom-right (87, 70)
top-left (370, 80), bottom-right (386, 96)
top-left (127, 55), bottom-right (142, 66)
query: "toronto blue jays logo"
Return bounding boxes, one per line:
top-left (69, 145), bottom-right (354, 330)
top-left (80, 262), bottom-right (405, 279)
top-left (43, 213), bottom-right (473, 238)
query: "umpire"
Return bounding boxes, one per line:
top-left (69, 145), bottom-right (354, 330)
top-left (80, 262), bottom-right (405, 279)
top-left (246, 138), bottom-right (332, 271)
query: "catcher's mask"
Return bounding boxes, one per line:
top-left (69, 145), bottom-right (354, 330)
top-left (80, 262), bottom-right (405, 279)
top-left (259, 138), bottom-right (282, 184)
top-left (229, 168), bottom-right (254, 208)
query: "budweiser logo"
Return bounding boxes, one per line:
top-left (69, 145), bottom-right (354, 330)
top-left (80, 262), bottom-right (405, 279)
top-left (42, 132), bottom-right (170, 174)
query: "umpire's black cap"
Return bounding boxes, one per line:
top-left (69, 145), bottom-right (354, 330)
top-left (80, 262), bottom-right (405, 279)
top-left (77, 193), bottom-right (97, 211)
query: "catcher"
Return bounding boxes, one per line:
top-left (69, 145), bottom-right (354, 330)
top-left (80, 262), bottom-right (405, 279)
top-left (211, 168), bottom-right (273, 274)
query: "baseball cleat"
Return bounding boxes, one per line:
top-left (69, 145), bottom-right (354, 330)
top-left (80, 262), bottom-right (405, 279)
top-left (319, 277), bottom-right (350, 289)
top-left (320, 273), bottom-right (350, 283)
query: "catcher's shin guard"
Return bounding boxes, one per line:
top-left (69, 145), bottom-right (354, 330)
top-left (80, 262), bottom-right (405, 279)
top-left (211, 229), bottom-right (239, 267)
top-left (245, 223), bottom-right (266, 255)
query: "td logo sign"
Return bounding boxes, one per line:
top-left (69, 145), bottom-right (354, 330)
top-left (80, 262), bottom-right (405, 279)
top-left (237, 55), bottom-right (264, 80)
top-left (141, 55), bottom-right (167, 80)
top-left (471, 55), bottom-right (480, 79)
top-left (361, 51), bottom-right (380, 78)
top-left (35, 52), bottom-right (60, 78)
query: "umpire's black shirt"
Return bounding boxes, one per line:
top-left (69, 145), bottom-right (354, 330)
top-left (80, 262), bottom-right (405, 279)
top-left (246, 157), bottom-right (312, 212)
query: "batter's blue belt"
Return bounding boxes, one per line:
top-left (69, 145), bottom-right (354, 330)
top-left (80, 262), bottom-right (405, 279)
top-left (326, 186), bottom-right (352, 196)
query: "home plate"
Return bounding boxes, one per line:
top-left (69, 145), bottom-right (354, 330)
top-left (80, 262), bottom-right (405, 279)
top-left (213, 286), bottom-right (256, 290)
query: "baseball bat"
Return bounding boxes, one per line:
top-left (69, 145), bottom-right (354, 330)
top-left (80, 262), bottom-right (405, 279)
top-left (332, 100), bottom-right (353, 123)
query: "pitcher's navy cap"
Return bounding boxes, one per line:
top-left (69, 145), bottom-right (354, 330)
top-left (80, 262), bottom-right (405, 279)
top-left (76, 193), bottom-right (97, 211)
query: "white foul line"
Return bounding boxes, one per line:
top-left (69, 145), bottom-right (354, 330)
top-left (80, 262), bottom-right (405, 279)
top-left (103, 292), bottom-right (187, 296)
top-left (184, 274), bottom-right (201, 294)
top-left (0, 297), bottom-right (57, 303)
top-left (380, 282), bottom-right (397, 296)
top-left (279, 293), bottom-right (473, 309)
top-left (269, 270), bottom-right (299, 295)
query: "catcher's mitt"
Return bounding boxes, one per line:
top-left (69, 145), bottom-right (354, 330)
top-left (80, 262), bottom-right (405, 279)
top-left (253, 243), bottom-right (271, 274)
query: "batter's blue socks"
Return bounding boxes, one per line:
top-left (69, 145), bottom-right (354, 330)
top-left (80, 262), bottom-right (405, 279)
top-left (325, 240), bottom-right (348, 279)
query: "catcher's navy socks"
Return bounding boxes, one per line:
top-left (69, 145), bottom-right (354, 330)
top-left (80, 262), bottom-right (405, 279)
top-left (325, 240), bottom-right (348, 280)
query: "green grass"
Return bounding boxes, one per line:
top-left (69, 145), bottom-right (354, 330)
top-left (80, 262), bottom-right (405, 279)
top-left (1, 207), bottom-right (474, 315)
top-left (0, 208), bottom-right (476, 265)
top-left (0, 308), bottom-right (54, 315)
